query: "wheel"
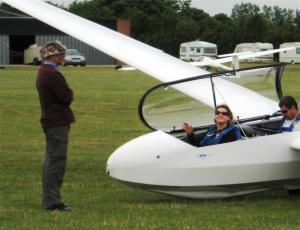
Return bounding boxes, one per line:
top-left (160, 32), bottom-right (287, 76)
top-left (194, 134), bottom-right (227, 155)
top-left (291, 60), bottom-right (295, 64)
top-left (33, 57), bottom-right (39, 66)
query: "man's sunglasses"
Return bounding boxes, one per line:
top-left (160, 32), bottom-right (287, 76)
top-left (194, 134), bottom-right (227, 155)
top-left (215, 111), bottom-right (229, 116)
top-left (280, 109), bottom-right (288, 114)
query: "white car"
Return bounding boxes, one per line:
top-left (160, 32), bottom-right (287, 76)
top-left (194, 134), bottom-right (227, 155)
top-left (64, 49), bottom-right (86, 66)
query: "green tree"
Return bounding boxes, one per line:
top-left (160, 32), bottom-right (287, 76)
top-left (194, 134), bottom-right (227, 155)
top-left (210, 14), bottom-right (235, 54)
top-left (0, 3), bottom-right (25, 14)
top-left (294, 10), bottom-right (300, 41)
top-left (231, 2), bottom-right (260, 19)
top-left (264, 6), bottom-right (297, 47)
top-left (69, 0), bottom-right (192, 56)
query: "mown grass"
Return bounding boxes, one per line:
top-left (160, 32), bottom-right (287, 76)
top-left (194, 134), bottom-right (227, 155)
top-left (0, 65), bottom-right (300, 229)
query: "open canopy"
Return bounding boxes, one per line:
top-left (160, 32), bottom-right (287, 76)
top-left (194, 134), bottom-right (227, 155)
top-left (139, 64), bottom-right (285, 133)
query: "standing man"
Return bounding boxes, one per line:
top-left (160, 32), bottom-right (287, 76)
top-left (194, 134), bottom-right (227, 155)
top-left (36, 41), bottom-right (75, 211)
top-left (278, 96), bottom-right (300, 132)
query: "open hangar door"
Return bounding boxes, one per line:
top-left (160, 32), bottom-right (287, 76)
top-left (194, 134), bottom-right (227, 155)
top-left (9, 35), bottom-right (35, 64)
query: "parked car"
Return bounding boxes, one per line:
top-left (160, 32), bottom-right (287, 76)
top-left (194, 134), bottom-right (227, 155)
top-left (64, 49), bottom-right (86, 66)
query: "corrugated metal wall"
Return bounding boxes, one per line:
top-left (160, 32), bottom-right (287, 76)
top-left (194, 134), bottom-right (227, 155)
top-left (36, 35), bottom-right (115, 65)
top-left (0, 35), bottom-right (9, 65)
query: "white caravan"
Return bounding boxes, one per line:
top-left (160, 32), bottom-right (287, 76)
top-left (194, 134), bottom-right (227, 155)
top-left (234, 43), bottom-right (274, 62)
top-left (279, 42), bottom-right (300, 64)
top-left (5, 0), bottom-right (300, 199)
top-left (24, 44), bottom-right (42, 65)
top-left (180, 40), bottom-right (217, 61)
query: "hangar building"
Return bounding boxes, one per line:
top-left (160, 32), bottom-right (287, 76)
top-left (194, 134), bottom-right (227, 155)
top-left (0, 9), bottom-right (130, 65)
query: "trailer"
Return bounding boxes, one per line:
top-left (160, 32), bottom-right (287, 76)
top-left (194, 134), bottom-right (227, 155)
top-left (179, 40), bottom-right (217, 61)
top-left (279, 42), bottom-right (300, 64)
top-left (234, 43), bottom-right (273, 62)
top-left (24, 44), bottom-right (42, 65)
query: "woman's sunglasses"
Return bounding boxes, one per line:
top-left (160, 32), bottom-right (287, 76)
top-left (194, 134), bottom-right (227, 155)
top-left (215, 111), bottom-right (229, 116)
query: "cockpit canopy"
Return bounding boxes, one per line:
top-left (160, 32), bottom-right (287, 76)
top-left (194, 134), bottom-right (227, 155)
top-left (139, 64), bottom-right (285, 133)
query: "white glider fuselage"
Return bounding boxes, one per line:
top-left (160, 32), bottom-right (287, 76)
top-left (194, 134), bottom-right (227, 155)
top-left (107, 130), bottom-right (300, 198)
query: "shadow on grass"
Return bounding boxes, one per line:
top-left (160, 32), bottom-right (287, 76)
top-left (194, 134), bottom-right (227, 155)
top-left (117, 188), bottom-right (300, 205)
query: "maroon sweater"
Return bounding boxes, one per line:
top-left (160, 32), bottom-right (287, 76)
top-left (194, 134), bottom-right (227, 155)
top-left (36, 64), bottom-right (75, 128)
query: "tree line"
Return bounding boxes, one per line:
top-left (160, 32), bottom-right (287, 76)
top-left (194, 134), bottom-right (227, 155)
top-left (1, 0), bottom-right (299, 56)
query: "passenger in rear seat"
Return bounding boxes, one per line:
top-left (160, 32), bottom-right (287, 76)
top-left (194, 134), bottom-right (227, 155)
top-left (278, 96), bottom-right (300, 133)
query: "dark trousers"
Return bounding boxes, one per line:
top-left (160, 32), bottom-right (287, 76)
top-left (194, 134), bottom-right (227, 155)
top-left (42, 126), bottom-right (70, 208)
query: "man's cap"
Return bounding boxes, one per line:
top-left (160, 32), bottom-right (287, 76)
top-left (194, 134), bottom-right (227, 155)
top-left (40, 40), bottom-right (66, 59)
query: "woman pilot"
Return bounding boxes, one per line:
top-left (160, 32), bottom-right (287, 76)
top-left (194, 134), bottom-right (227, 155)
top-left (183, 104), bottom-right (241, 147)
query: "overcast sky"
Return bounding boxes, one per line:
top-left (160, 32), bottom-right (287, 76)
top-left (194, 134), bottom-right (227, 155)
top-left (2, 0), bottom-right (298, 16)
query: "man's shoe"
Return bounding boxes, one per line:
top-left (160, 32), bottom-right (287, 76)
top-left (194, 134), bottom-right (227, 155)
top-left (45, 203), bottom-right (71, 211)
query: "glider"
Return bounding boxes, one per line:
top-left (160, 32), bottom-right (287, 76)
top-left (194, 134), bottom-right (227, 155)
top-left (4, 0), bottom-right (299, 199)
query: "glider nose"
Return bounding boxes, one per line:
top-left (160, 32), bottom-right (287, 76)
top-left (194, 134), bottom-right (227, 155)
top-left (106, 132), bottom-right (156, 180)
top-left (106, 130), bottom-right (194, 184)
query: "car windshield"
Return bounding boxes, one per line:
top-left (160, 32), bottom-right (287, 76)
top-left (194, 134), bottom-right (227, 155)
top-left (66, 49), bottom-right (80, 55)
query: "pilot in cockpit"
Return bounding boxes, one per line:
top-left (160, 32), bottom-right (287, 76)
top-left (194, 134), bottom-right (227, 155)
top-left (183, 104), bottom-right (241, 147)
top-left (278, 96), bottom-right (300, 133)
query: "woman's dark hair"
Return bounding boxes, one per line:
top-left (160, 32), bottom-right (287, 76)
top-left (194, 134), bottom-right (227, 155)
top-left (279, 96), bottom-right (298, 110)
top-left (215, 104), bottom-right (233, 124)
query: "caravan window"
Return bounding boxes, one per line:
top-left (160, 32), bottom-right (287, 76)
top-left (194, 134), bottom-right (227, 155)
top-left (180, 47), bottom-right (186, 53)
top-left (203, 48), bottom-right (216, 54)
top-left (196, 48), bottom-right (201, 53)
top-left (236, 48), bottom-right (242, 53)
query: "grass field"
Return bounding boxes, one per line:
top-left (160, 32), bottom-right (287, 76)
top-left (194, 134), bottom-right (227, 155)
top-left (0, 65), bottom-right (300, 229)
